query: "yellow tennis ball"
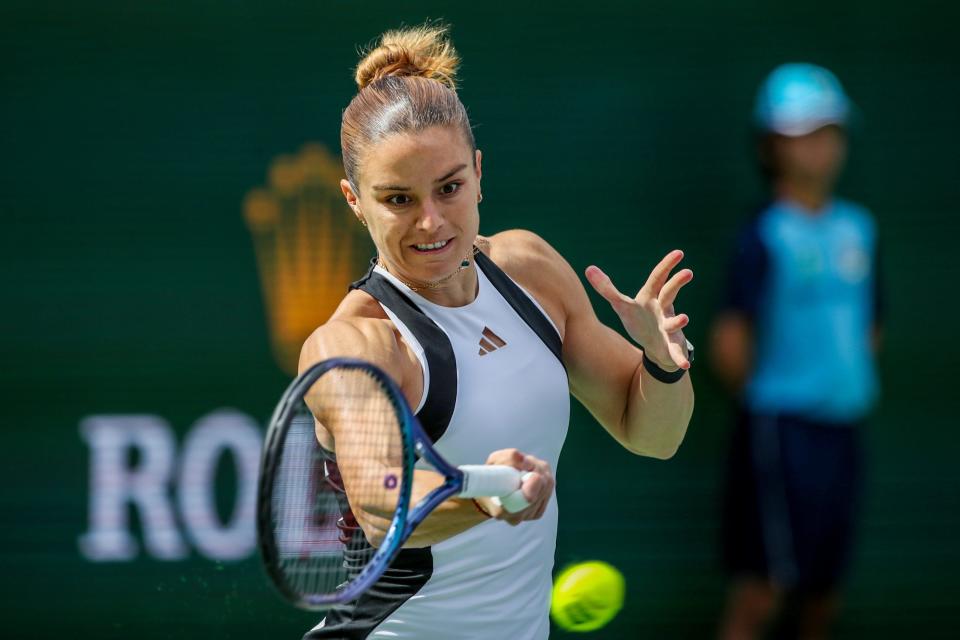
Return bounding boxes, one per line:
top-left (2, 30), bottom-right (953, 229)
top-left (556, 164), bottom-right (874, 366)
top-left (550, 561), bottom-right (626, 632)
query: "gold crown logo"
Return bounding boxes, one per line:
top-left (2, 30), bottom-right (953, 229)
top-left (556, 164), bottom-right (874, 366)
top-left (244, 143), bottom-right (373, 375)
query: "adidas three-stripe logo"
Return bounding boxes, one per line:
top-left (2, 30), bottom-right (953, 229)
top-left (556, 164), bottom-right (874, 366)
top-left (478, 326), bottom-right (507, 356)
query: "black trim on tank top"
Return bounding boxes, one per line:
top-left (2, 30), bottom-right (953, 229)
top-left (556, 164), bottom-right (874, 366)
top-left (305, 260), bottom-right (450, 639)
top-left (474, 251), bottom-right (564, 366)
top-left (302, 547), bottom-right (433, 640)
top-left (350, 259), bottom-right (458, 443)
top-left (326, 254), bottom-right (563, 638)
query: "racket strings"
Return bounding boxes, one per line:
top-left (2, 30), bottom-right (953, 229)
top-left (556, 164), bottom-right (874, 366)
top-left (319, 451), bottom-right (364, 544)
top-left (268, 367), bottom-right (407, 606)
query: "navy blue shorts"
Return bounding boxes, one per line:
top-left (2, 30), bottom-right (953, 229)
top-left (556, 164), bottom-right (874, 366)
top-left (721, 411), bottom-right (863, 594)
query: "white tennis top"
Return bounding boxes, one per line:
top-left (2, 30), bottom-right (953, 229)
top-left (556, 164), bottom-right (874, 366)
top-left (312, 262), bottom-right (569, 639)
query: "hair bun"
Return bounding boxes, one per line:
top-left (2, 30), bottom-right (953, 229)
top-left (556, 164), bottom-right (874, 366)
top-left (355, 24), bottom-right (460, 91)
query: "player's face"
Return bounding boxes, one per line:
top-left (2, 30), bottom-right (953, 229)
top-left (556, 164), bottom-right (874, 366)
top-left (351, 125), bottom-right (481, 285)
top-left (773, 124), bottom-right (847, 187)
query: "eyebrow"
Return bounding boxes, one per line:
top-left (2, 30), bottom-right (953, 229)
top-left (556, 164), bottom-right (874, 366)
top-left (371, 163), bottom-right (468, 191)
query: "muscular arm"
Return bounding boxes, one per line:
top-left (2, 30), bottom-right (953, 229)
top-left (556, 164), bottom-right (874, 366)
top-left (492, 231), bottom-right (693, 459)
top-left (298, 308), bottom-right (548, 548)
top-left (567, 316), bottom-right (693, 458)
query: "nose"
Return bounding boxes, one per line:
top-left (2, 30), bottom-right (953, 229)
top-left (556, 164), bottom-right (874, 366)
top-left (417, 199), bottom-right (445, 233)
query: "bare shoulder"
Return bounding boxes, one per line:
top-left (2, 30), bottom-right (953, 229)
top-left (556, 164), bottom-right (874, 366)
top-left (298, 289), bottom-right (408, 382)
top-left (484, 230), bottom-right (585, 337)
top-left (485, 229), bottom-right (565, 276)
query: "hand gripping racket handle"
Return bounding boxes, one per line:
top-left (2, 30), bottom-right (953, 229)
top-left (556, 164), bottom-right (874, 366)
top-left (457, 465), bottom-right (532, 513)
top-left (488, 480), bottom-right (532, 513)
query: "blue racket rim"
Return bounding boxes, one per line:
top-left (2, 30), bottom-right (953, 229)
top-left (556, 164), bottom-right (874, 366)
top-left (258, 357), bottom-right (450, 608)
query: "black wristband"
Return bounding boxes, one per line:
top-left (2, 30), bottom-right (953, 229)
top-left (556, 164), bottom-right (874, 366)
top-left (641, 352), bottom-right (687, 384)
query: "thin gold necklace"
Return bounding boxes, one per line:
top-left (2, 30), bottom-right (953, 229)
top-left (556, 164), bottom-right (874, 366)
top-left (378, 245), bottom-right (481, 292)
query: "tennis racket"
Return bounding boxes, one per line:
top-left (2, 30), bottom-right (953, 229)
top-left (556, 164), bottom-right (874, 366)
top-left (256, 357), bottom-right (531, 610)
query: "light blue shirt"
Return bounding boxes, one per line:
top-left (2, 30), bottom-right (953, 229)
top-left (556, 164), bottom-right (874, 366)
top-left (739, 198), bottom-right (880, 422)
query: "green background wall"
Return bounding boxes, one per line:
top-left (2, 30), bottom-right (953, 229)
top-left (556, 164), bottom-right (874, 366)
top-left (3, 1), bottom-right (957, 637)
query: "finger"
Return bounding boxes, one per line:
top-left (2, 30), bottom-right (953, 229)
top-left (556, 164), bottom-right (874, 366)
top-left (662, 313), bottom-right (689, 333)
top-left (532, 473), bottom-right (553, 519)
top-left (525, 456), bottom-right (549, 474)
top-left (521, 492), bottom-right (547, 521)
top-left (493, 448), bottom-right (524, 470)
top-left (533, 501), bottom-right (548, 520)
top-left (529, 475), bottom-right (552, 519)
top-left (519, 472), bottom-right (541, 504)
top-left (658, 268), bottom-right (693, 308)
top-left (487, 448), bottom-right (522, 467)
top-left (524, 500), bottom-right (545, 522)
top-left (519, 454), bottom-right (539, 473)
top-left (668, 339), bottom-right (691, 370)
top-left (585, 265), bottom-right (631, 308)
top-left (529, 460), bottom-right (553, 488)
top-left (532, 487), bottom-right (551, 519)
top-left (643, 250), bottom-right (684, 296)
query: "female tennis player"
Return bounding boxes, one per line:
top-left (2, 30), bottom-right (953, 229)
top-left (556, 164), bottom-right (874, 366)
top-left (299, 24), bottom-right (694, 639)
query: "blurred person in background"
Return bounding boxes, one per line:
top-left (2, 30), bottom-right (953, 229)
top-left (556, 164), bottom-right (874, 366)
top-left (711, 63), bottom-right (882, 639)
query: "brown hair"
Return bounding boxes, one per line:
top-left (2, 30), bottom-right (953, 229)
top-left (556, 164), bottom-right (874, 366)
top-left (340, 24), bottom-right (476, 189)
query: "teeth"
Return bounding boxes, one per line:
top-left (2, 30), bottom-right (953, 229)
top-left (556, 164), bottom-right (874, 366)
top-left (415, 239), bottom-right (449, 250)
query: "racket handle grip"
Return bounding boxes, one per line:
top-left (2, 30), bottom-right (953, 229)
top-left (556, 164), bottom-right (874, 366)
top-left (490, 481), bottom-right (531, 513)
top-left (457, 465), bottom-right (532, 514)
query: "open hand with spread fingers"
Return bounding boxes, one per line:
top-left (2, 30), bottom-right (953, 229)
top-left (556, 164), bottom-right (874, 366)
top-left (585, 250), bottom-right (693, 372)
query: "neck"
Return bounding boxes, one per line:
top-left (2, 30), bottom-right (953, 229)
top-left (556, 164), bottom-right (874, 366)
top-left (775, 178), bottom-right (832, 213)
top-left (379, 248), bottom-right (480, 307)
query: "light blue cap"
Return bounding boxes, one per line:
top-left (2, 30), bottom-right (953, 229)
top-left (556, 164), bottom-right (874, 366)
top-left (753, 63), bottom-right (852, 136)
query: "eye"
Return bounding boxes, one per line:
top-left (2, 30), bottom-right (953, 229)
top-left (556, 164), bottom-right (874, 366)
top-left (386, 194), bottom-right (412, 206)
top-left (439, 181), bottom-right (462, 196)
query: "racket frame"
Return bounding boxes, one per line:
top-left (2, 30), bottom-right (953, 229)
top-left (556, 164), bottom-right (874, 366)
top-left (257, 357), bottom-right (466, 609)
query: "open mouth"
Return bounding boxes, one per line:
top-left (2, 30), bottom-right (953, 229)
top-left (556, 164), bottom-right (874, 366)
top-left (411, 238), bottom-right (453, 254)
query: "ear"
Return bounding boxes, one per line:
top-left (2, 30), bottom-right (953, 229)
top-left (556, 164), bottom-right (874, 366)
top-left (340, 178), bottom-right (359, 207)
top-left (474, 149), bottom-right (483, 181)
top-left (340, 178), bottom-right (364, 221)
